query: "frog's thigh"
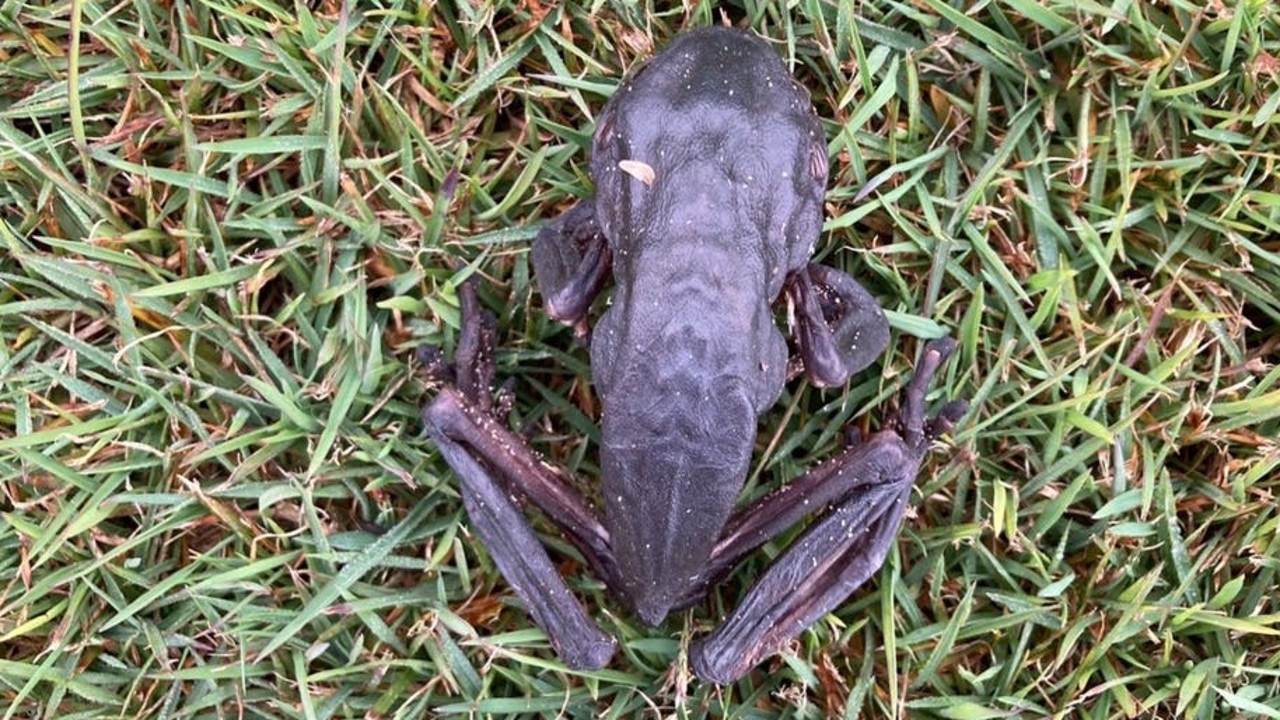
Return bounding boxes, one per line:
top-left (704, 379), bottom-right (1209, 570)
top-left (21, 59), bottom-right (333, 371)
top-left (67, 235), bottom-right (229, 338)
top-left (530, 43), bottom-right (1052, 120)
top-left (424, 391), bottom-right (617, 671)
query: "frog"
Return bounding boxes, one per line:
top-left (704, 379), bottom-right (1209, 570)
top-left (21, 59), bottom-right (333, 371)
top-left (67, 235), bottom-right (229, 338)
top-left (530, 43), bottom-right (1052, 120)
top-left (421, 26), bottom-right (966, 683)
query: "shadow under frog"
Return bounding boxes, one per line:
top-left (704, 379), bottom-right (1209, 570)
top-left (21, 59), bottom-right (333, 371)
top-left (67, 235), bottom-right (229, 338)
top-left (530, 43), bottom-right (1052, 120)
top-left (422, 26), bottom-right (966, 684)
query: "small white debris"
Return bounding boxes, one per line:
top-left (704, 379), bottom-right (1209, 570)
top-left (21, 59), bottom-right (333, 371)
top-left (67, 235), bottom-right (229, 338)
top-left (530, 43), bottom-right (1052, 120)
top-left (618, 159), bottom-right (656, 185)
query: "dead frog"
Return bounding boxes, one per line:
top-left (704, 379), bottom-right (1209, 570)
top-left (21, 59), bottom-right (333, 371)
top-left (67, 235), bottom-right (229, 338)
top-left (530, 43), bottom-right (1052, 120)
top-left (421, 26), bottom-right (966, 684)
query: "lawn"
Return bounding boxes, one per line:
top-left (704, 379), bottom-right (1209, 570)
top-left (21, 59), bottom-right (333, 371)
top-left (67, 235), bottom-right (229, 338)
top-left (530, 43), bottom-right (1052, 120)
top-left (2, 0), bottom-right (1280, 718)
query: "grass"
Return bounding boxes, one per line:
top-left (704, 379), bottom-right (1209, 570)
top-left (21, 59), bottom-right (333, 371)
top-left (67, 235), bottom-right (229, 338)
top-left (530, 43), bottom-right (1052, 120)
top-left (2, 0), bottom-right (1279, 717)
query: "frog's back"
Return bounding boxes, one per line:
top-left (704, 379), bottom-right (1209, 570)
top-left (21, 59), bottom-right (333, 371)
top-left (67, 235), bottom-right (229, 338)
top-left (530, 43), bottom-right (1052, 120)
top-left (586, 28), bottom-right (832, 623)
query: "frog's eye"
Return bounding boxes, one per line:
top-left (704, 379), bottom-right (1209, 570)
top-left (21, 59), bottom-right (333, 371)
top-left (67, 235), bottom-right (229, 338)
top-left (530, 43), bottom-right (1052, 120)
top-left (626, 56), bottom-right (655, 83)
top-left (596, 108), bottom-right (616, 145)
top-left (809, 143), bottom-right (828, 181)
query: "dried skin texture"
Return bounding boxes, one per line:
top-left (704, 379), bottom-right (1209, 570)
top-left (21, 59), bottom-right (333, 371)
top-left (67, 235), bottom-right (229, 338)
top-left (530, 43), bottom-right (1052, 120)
top-left (423, 27), bottom-right (964, 684)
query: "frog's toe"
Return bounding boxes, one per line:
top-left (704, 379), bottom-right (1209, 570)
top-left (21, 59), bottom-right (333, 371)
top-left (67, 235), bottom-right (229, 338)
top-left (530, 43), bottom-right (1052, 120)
top-left (926, 400), bottom-right (968, 439)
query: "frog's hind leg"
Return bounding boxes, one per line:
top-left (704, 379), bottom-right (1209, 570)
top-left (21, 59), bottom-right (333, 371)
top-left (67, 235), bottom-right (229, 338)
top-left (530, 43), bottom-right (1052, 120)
top-left (531, 201), bottom-right (612, 337)
top-left (689, 339), bottom-right (965, 684)
top-left (422, 283), bottom-right (617, 671)
top-left (693, 463), bottom-right (913, 684)
top-left (787, 263), bottom-right (891, 387)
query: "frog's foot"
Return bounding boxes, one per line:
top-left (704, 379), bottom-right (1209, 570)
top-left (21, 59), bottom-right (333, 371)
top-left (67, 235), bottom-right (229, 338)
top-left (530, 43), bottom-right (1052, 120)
top-left (417, 283), bottom-right (501, 413)
top-left (787, 263), bottom-right (891, 388)
top-left (892, 338), bottom-right (967, 448)
top-left (531, 201), bottom-right (612, 330)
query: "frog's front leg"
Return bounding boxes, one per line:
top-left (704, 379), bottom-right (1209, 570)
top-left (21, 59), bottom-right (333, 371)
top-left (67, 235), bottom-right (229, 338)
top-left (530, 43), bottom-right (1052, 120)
top-left (689, 339), bottom-right (966, 684)
top-left (530, 201), bottom-right (612, 334)
top-left (787, 263), bottom-right (891, 387)
top-left (421, 283), bottom-right (617, 670)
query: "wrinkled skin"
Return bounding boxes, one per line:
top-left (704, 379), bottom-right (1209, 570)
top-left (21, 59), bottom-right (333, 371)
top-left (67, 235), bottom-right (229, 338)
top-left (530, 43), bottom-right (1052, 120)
top-left (422, 27), bottom-right (966, 684)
